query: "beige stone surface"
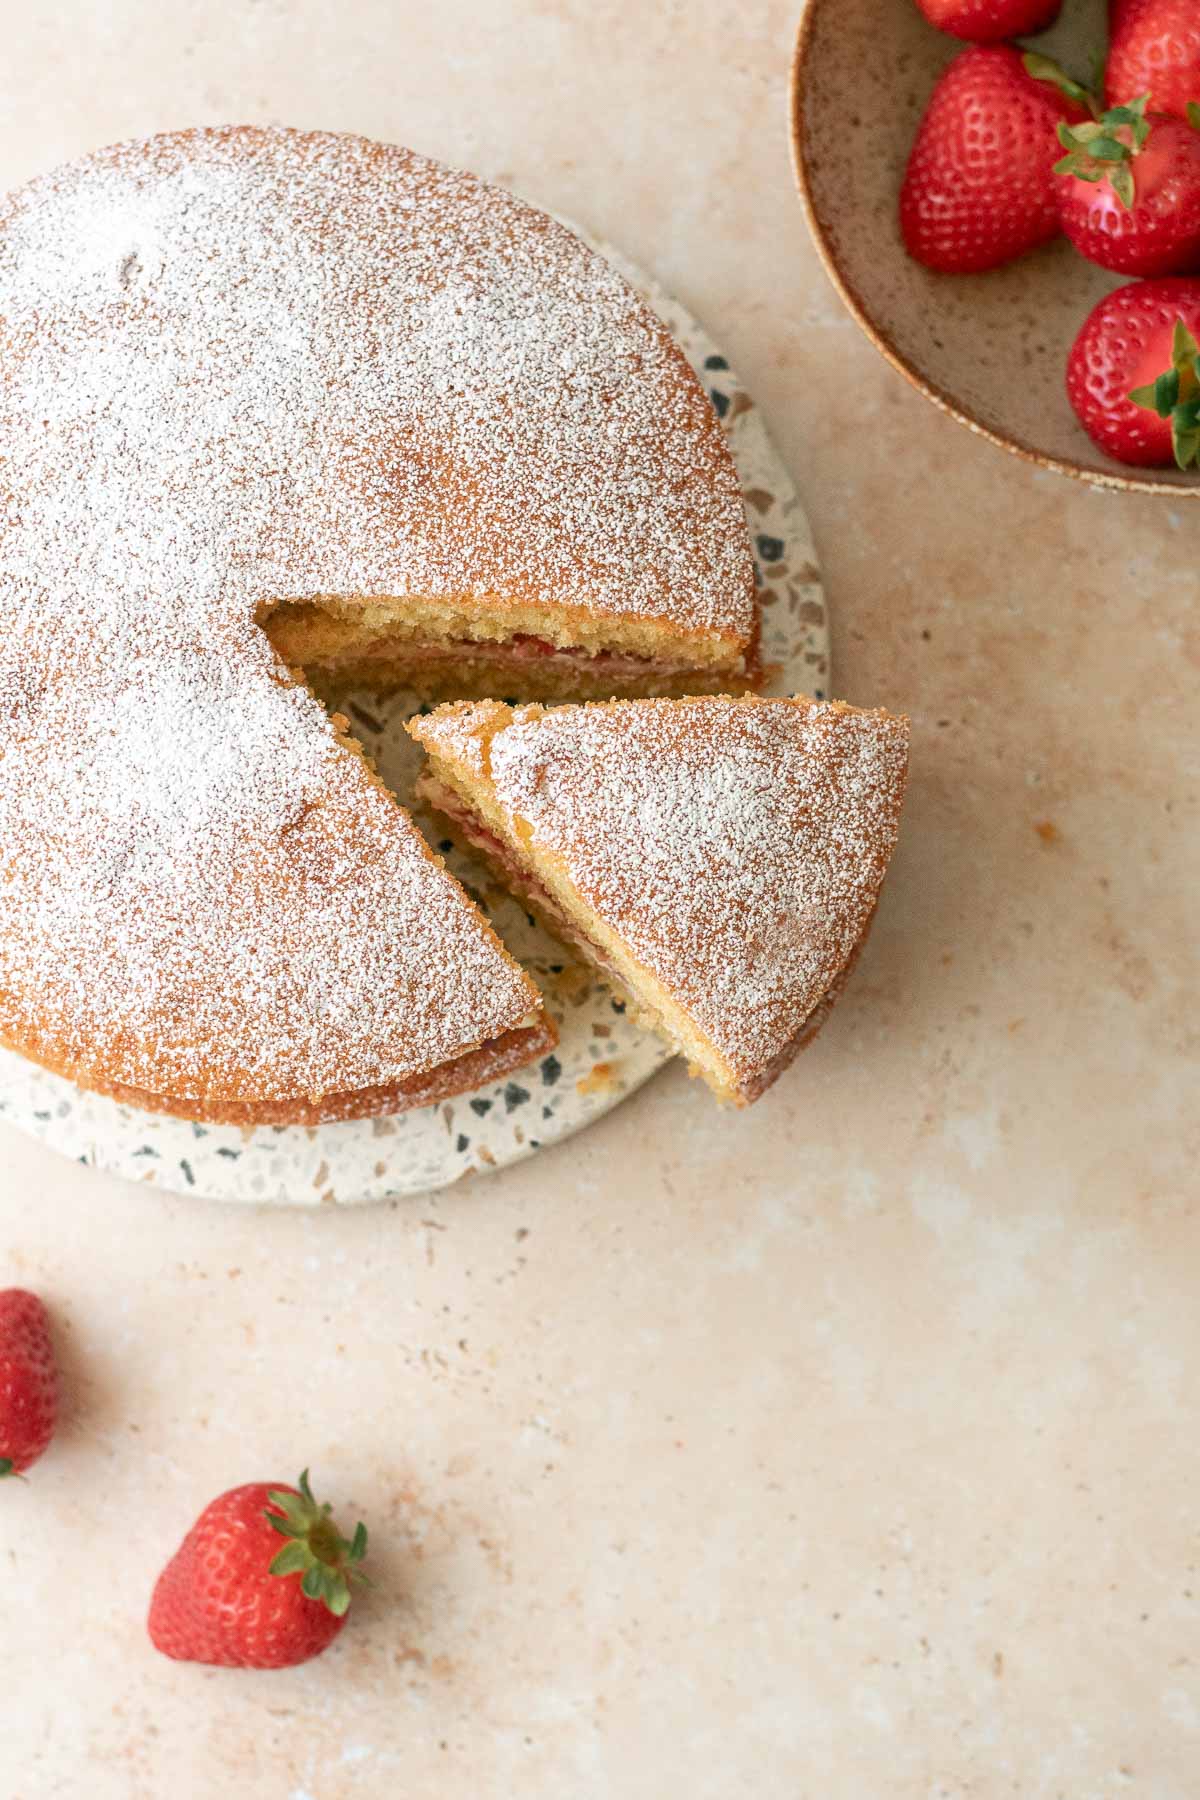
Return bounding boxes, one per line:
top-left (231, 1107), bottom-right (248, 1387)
top-left (0, 2), bottom-right (1196, 1795)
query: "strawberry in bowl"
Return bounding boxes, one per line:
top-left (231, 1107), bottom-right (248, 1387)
top-left (913, 0), bottom-right (1063, 42)
top-left (1106, 0), bottom-right (1200, 119)
top-left (900, 46), bottom-right (1084, 273)
top-left (1067, 276), bottom-right (1200, 465)
top-left (1055, 96), bottom-right (1200, 276)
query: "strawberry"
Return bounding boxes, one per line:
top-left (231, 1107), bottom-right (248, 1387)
top-left (901, 47), bottom-right (1079, 273)
top-left (148, 1469), bottom-right (369, 1668)
top-left (1055, 98), bottom-right (1200, 275)
top-left (1106, 0), bottom-right (1200, 121)
top-left (914, 0), bottom-right (1062, 43)
top-left (0, 1288), bottom-right (58, 1476)
top-left (1066, 276), bottom-right (1200, 466)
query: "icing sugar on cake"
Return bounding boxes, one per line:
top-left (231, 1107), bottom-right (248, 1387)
top-left (0, 126), bottom-right (759, 1110)
top-left (411, 696), bottom-right (910, 1095)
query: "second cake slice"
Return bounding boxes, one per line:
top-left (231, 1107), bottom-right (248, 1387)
top-left (409, 694), bottom-right (910, 1104)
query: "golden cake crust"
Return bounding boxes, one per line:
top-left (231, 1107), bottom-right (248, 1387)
top-left (9, 1021), bottom-right (559, 1127)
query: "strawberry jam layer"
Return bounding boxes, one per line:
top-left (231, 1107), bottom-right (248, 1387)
top-left (418, 779), bottom-right (630, 986)
top-left (321, 632), bottom-right (729, 680)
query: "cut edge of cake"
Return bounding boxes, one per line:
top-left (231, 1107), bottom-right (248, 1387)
top-left (259, 590), bottom-right (761, 704)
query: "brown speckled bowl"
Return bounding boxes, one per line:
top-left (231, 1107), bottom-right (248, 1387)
top-left (790, 0), bottom-right (1200, 496)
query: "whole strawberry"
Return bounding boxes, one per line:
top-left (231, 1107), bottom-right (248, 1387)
top-left (1056, 98), bottom-right (1200, 276)
top-left (148, 1470), bottom-right (368, 1668)
top-left (1067, 276), bottom-right (1200, 466)
top-left (0, 1288), bottom-right (58, 1476)
top-left (901, 47), bottom-right (1078, 273)
top-left (914, 0), bottom-right (1061, 43)
top-left (1107, 0), bottom-right (1200, 120)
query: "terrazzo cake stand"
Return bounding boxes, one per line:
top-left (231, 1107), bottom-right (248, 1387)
top-left (0, 230), bottom-right (831, 1205)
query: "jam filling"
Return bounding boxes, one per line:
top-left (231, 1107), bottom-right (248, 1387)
top-left (321, 631), bottom-right (730, 679)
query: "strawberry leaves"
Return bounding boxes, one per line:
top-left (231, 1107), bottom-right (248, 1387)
top-left (1131, 319), bottom-right (1200, 468)
top-left (1054, 95), bottom-right (1152, 210)
top-left (264, 1469), bottom-right (369, 1617)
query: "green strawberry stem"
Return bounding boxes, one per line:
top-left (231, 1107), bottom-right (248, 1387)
top-left (1131, 320), bottom-right (1200, 471)
top-left (1023, 52), bottom-right (1099, 120)
top-left (264, 1468), bottom-right (369, 1617)
top-left (1054, 95), bottom-right (1154, 211)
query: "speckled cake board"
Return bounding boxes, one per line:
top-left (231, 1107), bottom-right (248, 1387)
top-left (0, 230), bottom-right (829, 1205)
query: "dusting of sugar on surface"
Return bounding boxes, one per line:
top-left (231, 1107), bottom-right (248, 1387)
top-left (484, 698), bottom-right (910, 1085)
top-left (0, 126), bottom-right (759, 1100)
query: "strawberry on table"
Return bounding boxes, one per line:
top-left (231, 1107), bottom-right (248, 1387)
top-left (914, 0), bottom-right (1062, 43)
top-left (901, 46), bottom-right (1078, 273)
top-left (1066, 276), bottom-right (1200, 466)
top-left (1106, 0), bottom-right (1200, 121)
top-left (1055, 97), bottom-right (1200, 276)
top-left (148, 1469), bottom-right (369, 1669)
top-left (0, 1288), bottom-right (58, 1476)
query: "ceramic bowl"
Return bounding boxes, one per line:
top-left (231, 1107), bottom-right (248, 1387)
top-left (790, 0), bottom-right (1200, 495)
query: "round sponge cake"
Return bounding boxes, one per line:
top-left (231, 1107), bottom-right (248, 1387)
top-left (0, 127), bottom-right (755, 1122)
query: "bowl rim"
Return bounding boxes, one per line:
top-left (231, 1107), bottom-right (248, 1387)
top-left (788, 0), bottom-right (1200, 499)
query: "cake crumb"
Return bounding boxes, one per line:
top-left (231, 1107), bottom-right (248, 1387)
top-left (577, 1061), bottom-right (616, 1095)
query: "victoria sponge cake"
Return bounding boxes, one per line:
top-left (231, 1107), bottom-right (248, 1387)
top-left (0, 126), bottom-right (759, 1122)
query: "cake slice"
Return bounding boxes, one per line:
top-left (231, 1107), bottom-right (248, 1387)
top-left (408, 694), bottom-right (910, 1105)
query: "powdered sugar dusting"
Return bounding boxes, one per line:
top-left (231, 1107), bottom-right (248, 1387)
top-left (413, 703), bottom-right (496, 778)
top-left (1, 124), bottom-right (785, 1101)
top-left (2, 614), bottom-right (542, 1099)
top-left (481, 697), bottom-right (910, 1086)
top-left (0, 125), bottom-right (751, 638)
